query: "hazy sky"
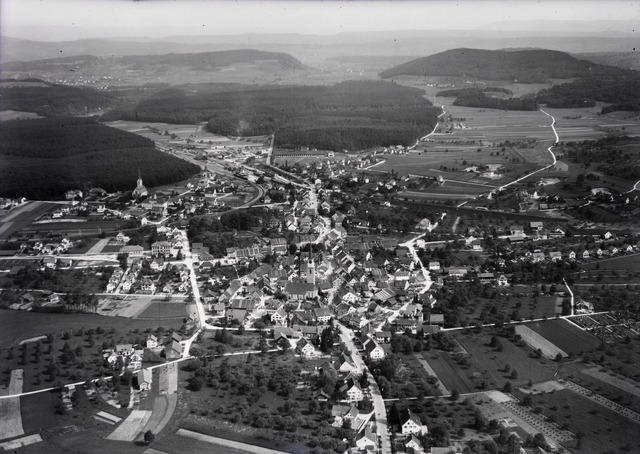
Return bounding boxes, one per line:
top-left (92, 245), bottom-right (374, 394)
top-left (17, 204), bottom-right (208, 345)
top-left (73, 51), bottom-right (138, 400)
top-left (2, 0), bottom-right (638, 41)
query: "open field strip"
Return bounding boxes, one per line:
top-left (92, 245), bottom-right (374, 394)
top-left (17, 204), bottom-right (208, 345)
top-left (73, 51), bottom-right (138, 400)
top-left (1, 201), bottom-right (42, 222)
top-left (107, 410), bottom-right (152, 441)
top-left (0, 222), bottom-right (14, 235)
top-left (0, 434), bottom-right (42, 450)
top-left (177, 428), bottom-right (289, 454)
top-left (0, 369), bottom-right (25, 441)
top-left (564, 380), bottom-right (640, 424)
top-left (514, 325), bottom-right (567, 359)
top-left (582, 368), bottom-right (640, 399)
top-left (414, 354), bottom-right (449, 394)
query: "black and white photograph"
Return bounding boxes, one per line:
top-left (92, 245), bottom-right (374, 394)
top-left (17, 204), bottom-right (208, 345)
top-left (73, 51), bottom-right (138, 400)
top-left (0, 1), bottom-right (639, 453)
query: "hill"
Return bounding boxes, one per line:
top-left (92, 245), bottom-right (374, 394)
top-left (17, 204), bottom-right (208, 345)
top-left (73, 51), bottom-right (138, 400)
top-left (380, 48), bottom-right (626, 82)
top-left (0, 117), bottom-right (200, 199)
top-left (106, 80), bottom-right (441, 152)
top-left (1, 49), bottom-right (309, 86)
top-left (0, 79), bottom-right (119, 116)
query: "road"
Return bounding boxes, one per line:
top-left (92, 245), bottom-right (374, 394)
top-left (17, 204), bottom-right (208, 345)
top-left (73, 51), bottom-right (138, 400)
top-left (497, 109), bottom-right (558, 192)
top-left (337, 323), bottom-right (391, 454)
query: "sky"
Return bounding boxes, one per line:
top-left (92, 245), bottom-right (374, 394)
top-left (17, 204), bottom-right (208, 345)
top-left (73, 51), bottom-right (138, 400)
top-left (1, 0), bottom-right (638, 41)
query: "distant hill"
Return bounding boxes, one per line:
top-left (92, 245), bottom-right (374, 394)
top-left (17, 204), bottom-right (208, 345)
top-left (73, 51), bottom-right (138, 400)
top-left (380, 48), bottom-right (626, 82)
top-left (1, 49), bottom-right (308, 86)
top-left (575, 52), bottom-right (640, 71)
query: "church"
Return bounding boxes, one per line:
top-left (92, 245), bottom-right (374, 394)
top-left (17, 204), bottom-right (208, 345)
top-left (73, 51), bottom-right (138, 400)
top-left (132, 169), bottom-right (148, 198)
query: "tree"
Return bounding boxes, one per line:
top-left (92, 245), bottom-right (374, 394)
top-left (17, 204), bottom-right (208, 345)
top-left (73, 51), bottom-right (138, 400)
top-left (144, 430), bottom-right (155, 445)
top-left (503, 381), bottom-right (512, 393)
top-left (450, 388), bottom-right (460, 401)
top-left (510, 369), bottom-right (519, 379)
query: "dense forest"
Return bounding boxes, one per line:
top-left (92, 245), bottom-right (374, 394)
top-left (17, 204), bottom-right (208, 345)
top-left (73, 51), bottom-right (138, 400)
top-left (380, 48), bottom-right (626, 82)
top-left (0, 80), bottom-right (118, 116)
top-left (536, 74), bottom-right (640, 110)
top-left (437, 88), bottom-right (538, 111)
top-left (106, 80), bottom-right (440, 151)
top-left (0, 117), bottom-right (199, 199)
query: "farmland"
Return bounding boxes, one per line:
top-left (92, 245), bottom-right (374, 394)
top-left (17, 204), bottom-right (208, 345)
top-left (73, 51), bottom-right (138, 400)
top-left (514, 388), bottom-right (640, 453)
top-left (451, 329), bottom-right (559, 391)
top-left (528, 319), bottom-right (601, 355)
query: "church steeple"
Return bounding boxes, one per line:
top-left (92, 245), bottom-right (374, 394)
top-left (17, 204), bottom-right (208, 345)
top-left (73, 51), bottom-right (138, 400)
top-left (137, 167), bottom-right (143, 187)
top-left (306, 246), bottom-right (315, 285)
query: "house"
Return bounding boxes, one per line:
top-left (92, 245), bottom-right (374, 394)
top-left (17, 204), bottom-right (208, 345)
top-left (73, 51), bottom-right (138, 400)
top-left (428, 261), bottom-right (441, 271)
top-left (582, 250), bottom-right (590, 259)
top-left (530, 221), bottom-right (544, 231)
top-left (271, 307), bottom-right (288, 325)
top-left (337, 352), bottom-right (359, 375)
top-left (120, 245), bottom-right (144, 256)
top-left (447, 267), bottom-right (468, 278)
top-left (295, 338), bottom-right (316, 357)
top-left (137, 369), bottom-right (152, 391)
top-left (549, 251), bottom-right (562, 262)
top-left (164, 340), bottom-right (183, 359)
top-left (568, 250), bottom-right (577, 260)
top-left (510, 224), bottom-right (524, 236)
top-left (342, 377), bottom-right (364, 402)
top-left (405, 434), bottom-right (423, 452)
top-left (355, 428), bottom-right (377, 451)
top-left (401, 409), bottom-right (427, 435)
top-left (146, 334), bottom-right (158, 348)
top-left (497, 275), bottom-right (509, 287)
top-left (375, 331), bottom-right (392, 343)
top-left (429, 314), bottom-right (445, 326)
top-left (43, 256), bottom-right (56, 269)
top-left (314, 307), bottom-right (332, 323)
top-left (363, 339), bottom-right (385, 361)
top-left (151, 241), bottom-right (172, 256)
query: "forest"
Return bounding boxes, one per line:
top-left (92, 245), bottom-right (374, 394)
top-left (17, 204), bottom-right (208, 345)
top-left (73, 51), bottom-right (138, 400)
top-left (536, 74), bottom-right (640, 110)
top-left (437, 88), bottom-right (538, 111)
top-left (0, 80), bottom-right (118, 116)
top-left (107, 80), bottom-right (440, 152)
top-left (380, 48), bottom-right (625, 82)
top-left (0, 117), bottom-right (200, 199)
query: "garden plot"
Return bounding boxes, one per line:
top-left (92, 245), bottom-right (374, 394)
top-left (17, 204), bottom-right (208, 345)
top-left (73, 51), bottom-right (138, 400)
top-left (515, 325), bottom-right (567, 359)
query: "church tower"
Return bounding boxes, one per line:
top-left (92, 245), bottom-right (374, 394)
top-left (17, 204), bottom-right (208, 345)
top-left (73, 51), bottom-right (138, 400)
top-left (306, 247), bottom-right (315, 285)
top-left (132, 167), bottom-right (148, 198)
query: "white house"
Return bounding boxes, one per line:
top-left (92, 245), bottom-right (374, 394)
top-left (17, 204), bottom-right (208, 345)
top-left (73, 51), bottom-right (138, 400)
top-left (401, 409), bottom-right (427, 435)
top-left (363, 339), bottom-right (385, 361)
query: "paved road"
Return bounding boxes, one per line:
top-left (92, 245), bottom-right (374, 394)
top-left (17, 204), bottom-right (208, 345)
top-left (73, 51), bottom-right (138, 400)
top-left (337, 323), bottom-right (391, 454)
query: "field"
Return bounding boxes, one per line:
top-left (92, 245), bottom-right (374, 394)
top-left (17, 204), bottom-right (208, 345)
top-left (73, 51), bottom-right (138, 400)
top-left (528, 319), bottom-right (601, 355)
top-left (135, 300), bottom-right (189, 320)
top-left (453, 330), bottom-right (558, 390)
top-left (581, 253), bottom-right (640, 271)
top-left (422, 351), bottom-right (475, 393)
top-left (0, 310), bottom-right (182, 349)
top-left (0, 201), bottom-right (58, 240)
top-left (514, 388), bottom-right (640, 453)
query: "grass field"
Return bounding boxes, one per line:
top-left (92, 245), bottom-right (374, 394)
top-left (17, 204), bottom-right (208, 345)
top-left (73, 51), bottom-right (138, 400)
top-left (581, 253), bottom-right (640, 271)
top-left (528, 319), bottom-right (601, 355)
top-left (0, 310), bottom-right (182, 349)
top-left (136, 301), bottom-right (188, 320)
top-left (454, 330), bottom-right (558, 390)
top-left (515, 388), bottom-right (640, 454)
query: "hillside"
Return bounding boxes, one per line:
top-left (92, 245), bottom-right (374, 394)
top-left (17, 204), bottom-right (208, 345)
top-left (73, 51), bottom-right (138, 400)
top-left (380, 48), bottom-right (626, 82)
top-left (106, 80), bottom-right (441, 152)
top-left (1, 49), bottom-right (309, 86)
top-left (0, 117), bottom-right (200, 199)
